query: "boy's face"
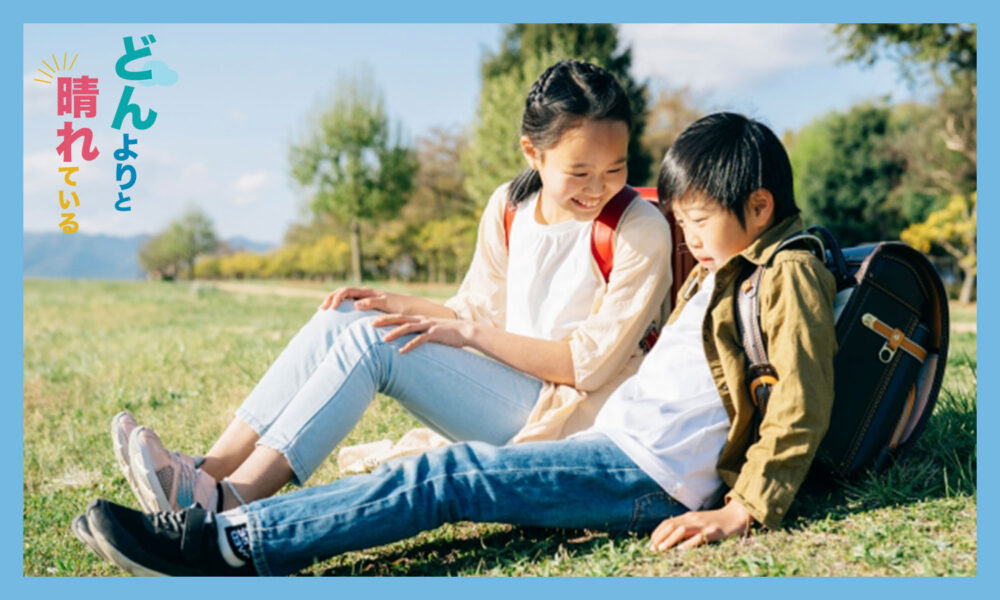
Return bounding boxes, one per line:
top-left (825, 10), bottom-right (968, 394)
top-left (672, 192), bottom-right (773, 272)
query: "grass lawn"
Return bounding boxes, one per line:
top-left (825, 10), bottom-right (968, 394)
top-left (23, 279), bottom-right (977, 576)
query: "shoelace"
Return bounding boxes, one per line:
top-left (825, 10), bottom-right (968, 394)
top-left (149, 509), bottom-right (187, 534)
top-left (148, 506), bottom-right (208, 562)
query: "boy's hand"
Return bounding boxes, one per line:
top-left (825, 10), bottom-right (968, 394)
top-left (320, 287), bottom-right (404, 314)
top-left (648, 499), bottom-right (752, 551)
top-left (372, 314), bottom-right (477, 354)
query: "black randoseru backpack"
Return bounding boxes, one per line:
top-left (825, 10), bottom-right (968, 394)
top-left (736, 225), bottom-right (950, 477)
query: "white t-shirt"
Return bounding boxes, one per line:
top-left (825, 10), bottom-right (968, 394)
top-left (504, 192), bottom-right (603, 341)
top-left (578, 272), bottom-right (730, 510)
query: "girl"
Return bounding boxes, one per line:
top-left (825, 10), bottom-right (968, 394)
top-left (113, 59), bottom-right (673, 514)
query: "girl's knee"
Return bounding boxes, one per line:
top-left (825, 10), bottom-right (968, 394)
top-left (312, 301), bottom-right (369, 332)
top-left (341, 316), bottom-right (397, 353)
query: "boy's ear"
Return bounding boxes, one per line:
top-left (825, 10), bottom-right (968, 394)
top-left (520, 135), bottom-right (541, 170)
top-left (747, 189), bottom-right (775, 230)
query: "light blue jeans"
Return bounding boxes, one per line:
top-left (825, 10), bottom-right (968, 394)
top-left (235, 302), bottom-right (545, 484)
top-left (242, 434), bottom-right (686, 575)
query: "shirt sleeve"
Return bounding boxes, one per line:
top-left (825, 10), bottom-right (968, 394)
top-left (443, 184), bottom-right (509, 329)
top-left (726, 254), bottom-right (837, 530)
top-left (568, 200), bottom-right (673, 392)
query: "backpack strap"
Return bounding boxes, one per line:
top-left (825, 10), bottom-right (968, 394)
top-left (735, 264), bottom-right (778, 413)
top-left (503, 200), bottom-right (516, 250)
top-left (590, 186), bottom-right (638, 282)
top-left (734, 230), bottom-right (826, 413)
top-left (776, 232), bottom-right (825, 261)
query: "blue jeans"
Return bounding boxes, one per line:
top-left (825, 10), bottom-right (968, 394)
top-left (242, 434), bottom-right (686, 576)
top-left (235, 302), bottom-right (544, 484)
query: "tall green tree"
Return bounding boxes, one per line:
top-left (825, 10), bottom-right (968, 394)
top-left (463, 24), bottom-right (651, 204)
top-left (833, 24), bottom-right (975, 84)
top-left (789, 104), bottom-right (906, 245)
top-left (834, 24), bottom-right (976, 192)
top-left (290, 69), bottom-right (419, 283)
top-left (833, 24), bottom-right (976, 296)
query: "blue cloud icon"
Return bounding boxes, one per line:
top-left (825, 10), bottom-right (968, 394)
top-left (139, 60), bottom-right (178, 87)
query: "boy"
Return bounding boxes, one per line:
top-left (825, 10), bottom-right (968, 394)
top-left (73, 112), bottom-right (836, 576)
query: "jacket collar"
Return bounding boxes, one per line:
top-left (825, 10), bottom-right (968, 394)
top-left (736, 214), bottom-right (805, 267)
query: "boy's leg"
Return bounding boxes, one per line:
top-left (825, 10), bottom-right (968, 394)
top-left (256, 316), bottom-right (544, 486)
top-left (242, 436), bottom-right (686, 576)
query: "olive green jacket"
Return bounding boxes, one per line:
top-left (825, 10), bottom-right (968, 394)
top-left (668, 216), bottom-right (837, 530)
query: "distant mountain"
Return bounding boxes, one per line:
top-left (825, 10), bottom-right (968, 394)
top-left (23, 232), bottom-right (277, 280)
top-left (24, 232), bottom-right (150, 279)
top-left (225, 236), bottom-right (275, 254)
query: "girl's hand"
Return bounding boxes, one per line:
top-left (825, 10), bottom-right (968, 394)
top-left (372, 314), bottom-right (477, 354)
top-left (320, 287), bottom-right (404, 314)
top-left (647, 499), bottom-right (753, 552)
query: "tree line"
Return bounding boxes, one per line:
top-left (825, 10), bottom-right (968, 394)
top-left (139, 24), bottom-right (976, 302)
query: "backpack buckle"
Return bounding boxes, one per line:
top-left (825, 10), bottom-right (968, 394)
top-left (878, 344), bottom-right (897, 364)
top-left (862, 313), bottom-right (928, 364)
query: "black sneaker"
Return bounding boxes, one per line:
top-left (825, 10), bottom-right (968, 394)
top-left (84, 499), bottom-right (256, 576)
top-left (71, 513), bottom-right (112, 562)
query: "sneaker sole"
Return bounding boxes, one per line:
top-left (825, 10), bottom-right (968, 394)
top-left (85, 510), bottom-right (168, 577)
top-left (128, 427), bottom-right (175, 513)
top-left (111, 412), bottom-right (153, 513)
top-left (71, 514), bottom-right (112, 563)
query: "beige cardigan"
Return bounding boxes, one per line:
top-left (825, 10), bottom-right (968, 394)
top-left (338, 183), bottom-right (672, 474)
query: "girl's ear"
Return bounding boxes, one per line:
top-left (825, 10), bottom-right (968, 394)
top-left (520, 135), bottom-right (541, 170)
top-left (748, 189), bottom-right (775, 230)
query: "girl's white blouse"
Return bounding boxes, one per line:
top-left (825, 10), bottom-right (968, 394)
top-left (504, 191), bottom-right (603, 341)
top-left (444, 182), bottom-right (674, 442)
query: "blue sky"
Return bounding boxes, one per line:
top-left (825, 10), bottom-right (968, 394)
top-left (23, 23), bottom-right (932, 244)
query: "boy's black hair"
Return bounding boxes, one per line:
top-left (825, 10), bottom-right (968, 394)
top-left (508, 59), bottom-right (632, 206)
top-left (657, 112), bottom-right (799, 227)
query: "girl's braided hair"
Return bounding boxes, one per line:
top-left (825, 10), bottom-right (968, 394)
top-left (507, 59), bottom-right (632, 206)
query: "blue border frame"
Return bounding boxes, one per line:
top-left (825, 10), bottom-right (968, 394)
top-left (6, 0), bottom-right (988, 596)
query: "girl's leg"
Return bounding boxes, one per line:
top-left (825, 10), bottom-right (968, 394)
top-left (198, 303), bottom-right (379, 480)
top-left (252, 315), bottom-right (545, 491)
top-left (129, 310), bottom-right (540, 512)
top-left (221, 446), bottom-right (294, 509)
top-left (242, 436), bottom-right (687, 576)
top-left (198, 419), bottom-right (259, 480)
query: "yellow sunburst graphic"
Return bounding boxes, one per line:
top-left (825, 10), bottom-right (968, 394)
top-left (33, 52), bottom-right (77, 84)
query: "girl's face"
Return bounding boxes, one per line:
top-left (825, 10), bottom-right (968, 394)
top-left (521, 119), bottom-right (629, 224)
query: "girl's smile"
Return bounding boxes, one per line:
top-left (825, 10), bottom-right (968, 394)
top-left (521, 118), bottom-right (630, 225)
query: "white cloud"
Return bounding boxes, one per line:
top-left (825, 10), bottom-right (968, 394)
top-left (620, 24), bottom-right (834, 93)
top-left (231, 171), bottom-right (276, 205)
top-left (23, 151), bottom-right (59, 196)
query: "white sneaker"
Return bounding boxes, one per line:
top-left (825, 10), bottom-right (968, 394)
top-left (128, 426), bottom-right (218, 512)
top-left (110, 411), bottom-right (154, 512)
